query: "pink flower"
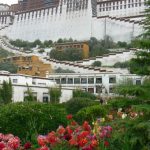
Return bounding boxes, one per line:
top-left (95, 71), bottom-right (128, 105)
top-left (7, 137), bottom-right (20, 150)
top-left (37, 135), bottom-right (47, 146)
top-left (57, 126), bottom-right (66, 135)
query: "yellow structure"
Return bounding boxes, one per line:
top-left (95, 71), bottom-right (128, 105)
top-left (55, 41), bottom-right (89, 59)
top-left (3, 55), bottom-right (52, 77)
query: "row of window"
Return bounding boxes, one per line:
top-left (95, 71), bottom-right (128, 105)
top-left (56, 44), bottom-right (83, 50)
top-left (98, 0), bottom-right (144, 6)
top-left (53, 77), bottom-right (116, 84)
top-left (99, 3), bottom-right (143, 12)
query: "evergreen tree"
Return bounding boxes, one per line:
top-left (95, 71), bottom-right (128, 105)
top-left (0, 80), bottom-right (13, 104)
top-left (129, 1), bottom-right (150, 74)
top-left (143, 0), bottom-right (150, 39)
top-left (24, 85), bottom-right (36, 102)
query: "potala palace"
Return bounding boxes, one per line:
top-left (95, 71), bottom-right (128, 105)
top-left (0, 0), bottom-right (146, 42)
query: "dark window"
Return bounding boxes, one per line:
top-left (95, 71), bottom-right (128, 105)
top-left (74, 78), bottom-right (80, 84)
top-left (61, 78), bottom-right (66, 84)
top-left (55, 79), bottom-right (60, 84)
top-left (96, 77), bottom-right (102, 83)
top-left (109, 86), bottom-right (114, 93)
top-left (68, 78), bottom-right (73, 84)
top-left (81, 78), bottom-right (87, 84)
top-left (88, 78), bottom-right (94, 84)
top-left (136, 80), bottom-right (141, 85)
top-left (109, 77), bottom-right (116, 83)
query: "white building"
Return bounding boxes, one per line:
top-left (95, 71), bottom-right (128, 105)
top-left (47, 72), bottom-right (144, 96)
top-left (0, 72), bottom-right (73, 103)
top-left (0, 0), bottom-right (146, 42)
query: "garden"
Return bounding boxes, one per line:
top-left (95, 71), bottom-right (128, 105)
top-left (0, 80), bottom-right (149, 150)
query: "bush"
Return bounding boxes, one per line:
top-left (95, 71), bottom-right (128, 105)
top-left (108, 97), bottom-right (143, 110)
top-left (73, 89), bottom-right (96, 100)
top-left (76, 105), bottom-right (108, 123)
top-left (91, 61), bottom-right (101, 67)
top-left (0, 102), bottom-right (67, 142)
top-left (65, 97), bottom-right (99, 114)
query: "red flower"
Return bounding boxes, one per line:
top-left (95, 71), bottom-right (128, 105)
top-left (47, 132), bottom-right (58, 145)
top-left (66, 126), bottom-right (73, 135)
top-left (66, 114), bottom-right (73, 120)
top-left (0, 142), bottom-right (5, 150)
top-left (37, 136), bottom-right (47, 146)
top-left (90, 140), bottom-right (98, 148)
top-left (104, 141), bottom-right (109, 147)
top-left (78, 138), bottom-right (88, 147)
top-left (69, 138), bottom-right (78, 146)
top-left (71, 121), bottom-right (77, 126)
top-left (24, 142), bottom-right (32, 149)
top-left (57, 126), bottom-right (66, 135)
top-left (78, 131), bottom-right (90, 140)
top-left (82, 121), bottom-right (91, 131)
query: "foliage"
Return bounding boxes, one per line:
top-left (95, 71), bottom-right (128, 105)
top-left (117, 41), bottom-right (128, 48)
top-left (142, 0), bottom-right (150, 39)
top-left (54, 67), bottom-right (75, 73)
top-left (113, 61), bottom-right (130, 68)
top-left (91, 61), bottom-right (102, 67)
top-left (0, 62), bottom-right (18, 73)
top-left (88, 37), bottom-right (110, 57)
top-left (24, 85), bottom-right (36, 102)
top-left (0, 48), bottom-right (14, 59)
top-left (107, 97), bottom-right (143, 110)
top-left (0, 80), bottom-right (13, 104)
top-left (76, 105), bottom-right (108, 123)
top-left (129, 51), bottom-right (150, 75)
top-left (0, 102), bottom-right (67, 142)
top-left (128, 1), bottom-right (150, 74)
top-left (73, 89), bottom-right (96, 100)
top-left (50, 48), bottom-right (83, 61)
top-left (49, 86), bottom-right (61, 104)
top-left (10, 39), bottom-right (53, 49)
top-left (65, 97), bottom-right (99, 114)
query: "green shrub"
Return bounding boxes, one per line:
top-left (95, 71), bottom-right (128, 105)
top-left (65, 98), bottom-right (99, 114)
top-left (108, 97), bottom-right (143, 110)
top-left (73, 89), bottom-right (96, 100)
top-left (75, 105), bottom-right (107, 123)
top-left (0, 102), bottom-right (67, 142)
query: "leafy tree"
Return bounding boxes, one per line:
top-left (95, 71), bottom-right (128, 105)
top-left (114, 61), bottom-right (130, 68)
top-left (0, 62), bottom-right (18, 73)
top-left (129, 1), bottom-right (150, 75)
top-left (24, 85), bottom-right (36, 102)
top-left (91, 61), bottom-right (102, 67)
top-left (0, 79), bottom-right (13, 104)
top-left (50, 48), bottom-right (83, 61)
top-left (49, 86), bottom-right (61, 104)
top-left (55, 67), bottom-right (75, 73)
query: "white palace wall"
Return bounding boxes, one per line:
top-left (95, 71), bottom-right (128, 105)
top-left (0, 0), bottom-right (146, 42)
top-left (2, 0), bottom-right (93, 42)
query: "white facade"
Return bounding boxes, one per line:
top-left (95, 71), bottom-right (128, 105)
top-left (0, 73), bottom-right (73, 103)
top-left (47, 72), bottom-right (144, 96)
top-left (0, 0), bottom-right (146, 42)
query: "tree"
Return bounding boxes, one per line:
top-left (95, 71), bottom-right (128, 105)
top-left (50, 48), bottom-right (83, 61)
top-left (49, 86), bottom-right (61, 104)
top-left (24, 85), bottom-right (36, 102)
top-left (91, 61), bottom-right (102, 67)
top-left (129, 1), bottom-right (150, 75)
top-left (0, 62), bottom-right (18, 73)
top-left (0, 79), bottom-right (13, 104)
top-left (143, 0), bottom-right (150, 39)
